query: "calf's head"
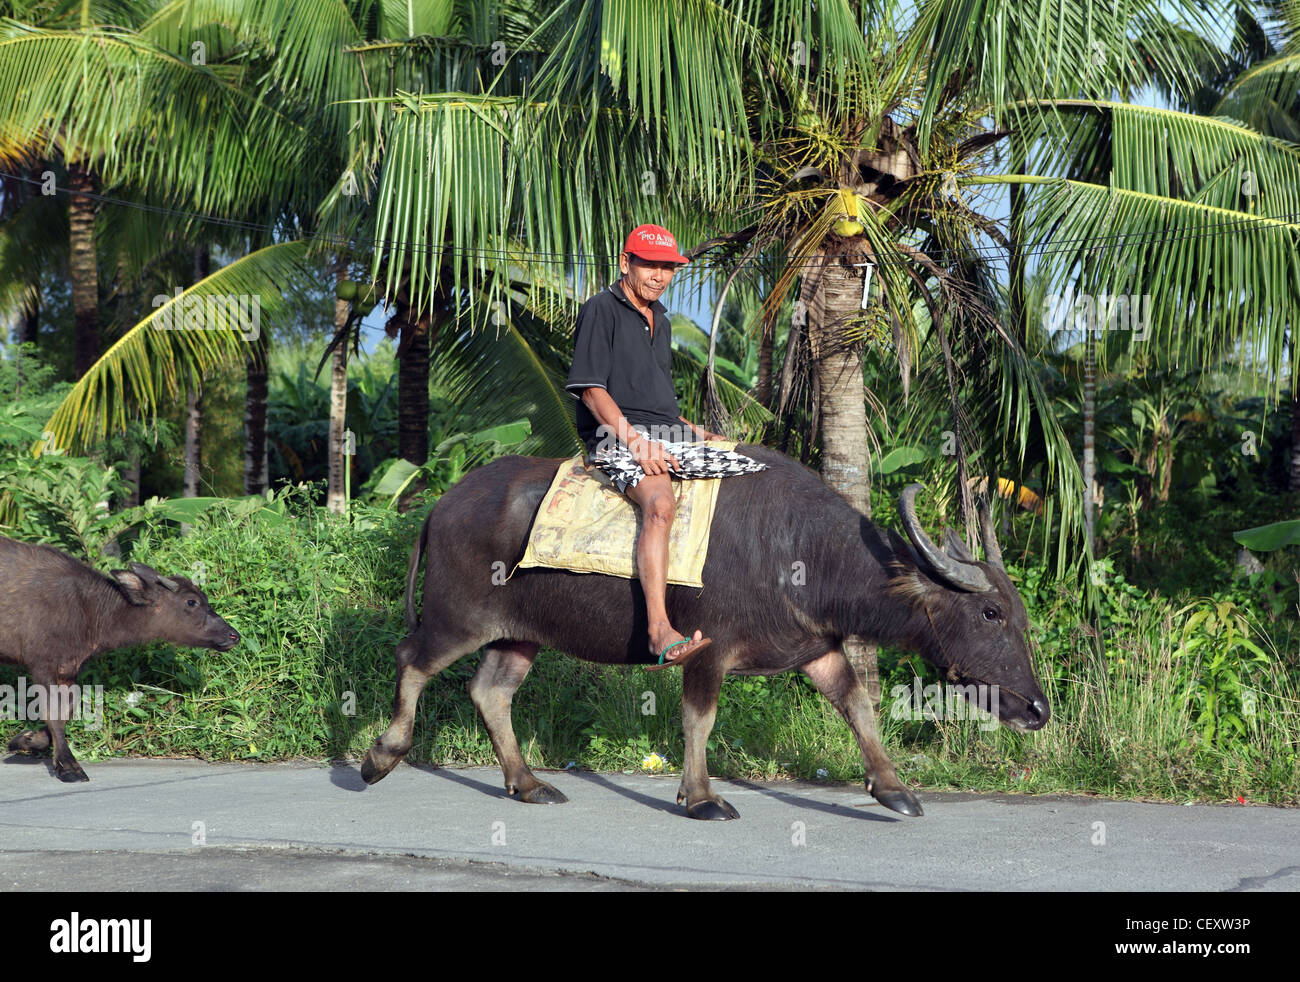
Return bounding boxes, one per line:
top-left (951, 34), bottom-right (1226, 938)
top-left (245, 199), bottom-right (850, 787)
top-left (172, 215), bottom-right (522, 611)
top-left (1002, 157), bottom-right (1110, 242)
top-left (111, 563), bottom-right (241, 651)
top-left (887, 486), bottom-right (1049, 731)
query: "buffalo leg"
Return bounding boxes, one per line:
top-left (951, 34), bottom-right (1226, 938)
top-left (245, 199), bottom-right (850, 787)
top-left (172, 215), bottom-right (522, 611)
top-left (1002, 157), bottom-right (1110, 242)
top-left (801, 649), bottom-right (922, 817)
top-left (21, 668), bottom-right (88, 783)
top-left (676, 655), bottom-right (739, 820)
top-left (468, 641), bottom-right (566, 804)
top-left (361, 632), bottom-right (476, 785)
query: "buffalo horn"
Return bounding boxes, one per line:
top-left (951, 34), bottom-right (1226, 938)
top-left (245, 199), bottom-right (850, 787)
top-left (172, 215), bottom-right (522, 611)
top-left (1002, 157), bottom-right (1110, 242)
top-left (976, 494), bottom-right (1005, 571)
top-left (898, 485), bottom-right (992, 593)
top-left (158, 576), bottom-right (180, 592)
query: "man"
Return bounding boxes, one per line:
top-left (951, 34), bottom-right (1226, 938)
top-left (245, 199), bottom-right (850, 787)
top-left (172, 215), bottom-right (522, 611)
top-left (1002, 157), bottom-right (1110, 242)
top-left (565, 224), bottom-right (766, 669)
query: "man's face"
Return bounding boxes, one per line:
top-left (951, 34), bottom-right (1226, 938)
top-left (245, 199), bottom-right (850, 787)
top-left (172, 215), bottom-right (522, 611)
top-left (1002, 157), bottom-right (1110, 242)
top-left (619, 252), bottom-right (680, 306)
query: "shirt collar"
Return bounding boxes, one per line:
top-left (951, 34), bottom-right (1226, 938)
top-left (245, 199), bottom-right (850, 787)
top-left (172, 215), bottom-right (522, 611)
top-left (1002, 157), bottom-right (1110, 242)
top-left (608, 280), bottom-right (666, 316)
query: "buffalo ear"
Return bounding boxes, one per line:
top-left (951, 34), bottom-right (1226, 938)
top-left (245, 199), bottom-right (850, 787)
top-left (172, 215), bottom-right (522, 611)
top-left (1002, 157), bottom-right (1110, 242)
top-left (887, 529), bottom-right (922, 570)
top-left (886, 530), bottom-right (932, 603)
top-left (942, 528), bottom-right (977, 564)
top-left (111, 570), bottom-right (152, 606)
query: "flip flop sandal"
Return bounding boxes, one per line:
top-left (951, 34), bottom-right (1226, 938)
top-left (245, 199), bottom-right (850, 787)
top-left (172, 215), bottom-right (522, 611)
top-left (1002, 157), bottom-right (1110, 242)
top-left (646, 635), bottom-right (712, 671)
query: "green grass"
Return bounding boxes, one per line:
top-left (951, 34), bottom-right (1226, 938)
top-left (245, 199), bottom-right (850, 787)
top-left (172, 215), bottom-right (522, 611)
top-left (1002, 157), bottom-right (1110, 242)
top-left (1, 488), bottom-right (1296, 806)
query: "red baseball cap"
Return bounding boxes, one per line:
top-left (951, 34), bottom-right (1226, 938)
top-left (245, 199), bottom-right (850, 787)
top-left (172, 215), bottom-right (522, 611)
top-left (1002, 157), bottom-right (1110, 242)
top-left (623, 224), bottom-right (689, 264)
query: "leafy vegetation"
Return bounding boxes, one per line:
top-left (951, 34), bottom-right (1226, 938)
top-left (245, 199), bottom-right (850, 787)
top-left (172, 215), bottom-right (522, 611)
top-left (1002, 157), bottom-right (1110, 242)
top-left (1, 1), bottom-right (1298, 807)
top-left (1, 369), bottom-right (1295, 803)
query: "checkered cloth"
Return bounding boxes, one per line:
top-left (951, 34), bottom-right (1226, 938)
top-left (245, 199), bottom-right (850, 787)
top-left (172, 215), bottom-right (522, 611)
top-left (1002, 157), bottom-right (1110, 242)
top-left (592, 440), bottom-right (768, 492)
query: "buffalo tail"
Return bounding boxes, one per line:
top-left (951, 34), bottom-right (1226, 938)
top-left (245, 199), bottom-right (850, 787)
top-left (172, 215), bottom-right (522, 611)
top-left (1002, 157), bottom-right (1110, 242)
top-left (404, 510), bottom-right (434, 632)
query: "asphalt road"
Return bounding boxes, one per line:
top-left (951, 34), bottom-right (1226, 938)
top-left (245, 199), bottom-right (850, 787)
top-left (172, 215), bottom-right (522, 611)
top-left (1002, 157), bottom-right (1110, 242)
top-left (1, 757), bottom-right (1296, 891)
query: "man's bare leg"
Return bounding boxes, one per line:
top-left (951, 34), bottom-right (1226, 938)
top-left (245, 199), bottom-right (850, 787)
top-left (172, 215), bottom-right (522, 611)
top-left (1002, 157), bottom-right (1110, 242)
top-left (625, 472), bottom-right (711, 666)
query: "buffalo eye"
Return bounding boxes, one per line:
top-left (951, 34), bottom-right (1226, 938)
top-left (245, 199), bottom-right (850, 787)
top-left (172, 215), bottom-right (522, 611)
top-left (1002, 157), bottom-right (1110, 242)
top-left (982, 606), bottom-right (1001, 622)
top-left (187, 598), bottom-right (198, 608)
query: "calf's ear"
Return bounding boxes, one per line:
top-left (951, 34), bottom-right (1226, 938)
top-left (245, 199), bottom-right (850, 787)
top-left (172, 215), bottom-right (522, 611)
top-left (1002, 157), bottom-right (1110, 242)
top-left (129, 562), bottom-right (164, 586)
top-left (111, 570), bottom-right (153, 605)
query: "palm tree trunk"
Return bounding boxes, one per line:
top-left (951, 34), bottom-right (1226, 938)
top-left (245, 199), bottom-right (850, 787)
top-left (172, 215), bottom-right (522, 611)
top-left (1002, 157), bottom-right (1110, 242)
top-left (327, 262), bottom-right (350, 514)
top-left (244, 329), bottom-right (269, 495)
top-left (67, 162), bottom-right (99, 379)
top-left (18, 290), bottom-right (38, 346)
top-left (808, 249), bottom-right (879, 706)
top-left (756, 319), bottom-right (774, 406)
top-left (808, 253), bottom-right (871, 516)
top-left (184, 387), bottom-right (202, 497)
top-left (396, 293), bottom-right (431, 466)
top-left (1082, 323), bottom-right (1096, 550)
top-left (185, 246), bottom-right (209, 500)
top-left (122, 447), bottom-right (141, 508)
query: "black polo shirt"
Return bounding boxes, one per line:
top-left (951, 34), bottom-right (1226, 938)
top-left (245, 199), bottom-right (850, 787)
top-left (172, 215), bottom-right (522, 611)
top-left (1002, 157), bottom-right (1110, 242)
top-left (565, 281), bottom-right (687, 448)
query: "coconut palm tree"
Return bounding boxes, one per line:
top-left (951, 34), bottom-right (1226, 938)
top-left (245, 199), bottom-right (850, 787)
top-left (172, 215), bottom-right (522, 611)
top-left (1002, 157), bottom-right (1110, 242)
top-left (15, 0), bottom-right (1297, 568)
top-left (0, 0), bottom-right (327, 494)
top-left (6, 1), bottom-right (589, 496)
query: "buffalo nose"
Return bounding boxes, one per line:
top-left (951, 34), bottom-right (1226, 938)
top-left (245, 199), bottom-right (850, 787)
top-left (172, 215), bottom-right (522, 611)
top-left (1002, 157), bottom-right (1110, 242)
top-left (1027, 697), bottom-right (1050, 729)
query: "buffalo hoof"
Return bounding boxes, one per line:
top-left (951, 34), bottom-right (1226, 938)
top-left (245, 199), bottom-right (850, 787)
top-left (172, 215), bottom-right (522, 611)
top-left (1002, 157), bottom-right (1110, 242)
top-left (54, 762), bottom-right (89, 783)
top-left (510, 782), bottom-right (568, 804)
top-left (684, 797), bottom-right (740, 821)
top-left (360, 746), bottom-right (401, 785)
top-left (873, 788), bottom-right (923, 817)
top-left (7, 729), bottom-right (51, 754)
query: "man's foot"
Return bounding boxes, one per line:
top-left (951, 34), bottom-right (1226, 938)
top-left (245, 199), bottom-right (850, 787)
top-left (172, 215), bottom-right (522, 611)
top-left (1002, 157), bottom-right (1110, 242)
top-left (646, 629), bottom-right (712, 671)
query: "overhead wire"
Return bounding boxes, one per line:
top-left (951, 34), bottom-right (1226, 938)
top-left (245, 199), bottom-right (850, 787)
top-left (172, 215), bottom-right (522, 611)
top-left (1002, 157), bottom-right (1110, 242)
top-left (2, 167), bottom-right (1297, 276)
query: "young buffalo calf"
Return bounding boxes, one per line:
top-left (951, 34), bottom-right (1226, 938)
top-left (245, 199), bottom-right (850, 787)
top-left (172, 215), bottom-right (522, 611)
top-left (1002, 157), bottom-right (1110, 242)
top-left (0, 536), bottom-right (239, 782)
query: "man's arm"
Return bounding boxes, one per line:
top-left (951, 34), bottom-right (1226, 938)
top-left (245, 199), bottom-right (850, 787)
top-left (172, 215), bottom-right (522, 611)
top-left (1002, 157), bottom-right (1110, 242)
top-left (581, 387), bottom-right (678, 475)
top-left (679, 415), bottom-right (725, 442)
top-left (567, 296), bottom-right (680, 470)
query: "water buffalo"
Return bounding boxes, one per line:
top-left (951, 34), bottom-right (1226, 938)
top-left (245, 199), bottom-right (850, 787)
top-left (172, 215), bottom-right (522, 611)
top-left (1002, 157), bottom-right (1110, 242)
top-left (362, 445), bottom-right (1049, 818)
top-left (0, 536), bottom-right (240, 782)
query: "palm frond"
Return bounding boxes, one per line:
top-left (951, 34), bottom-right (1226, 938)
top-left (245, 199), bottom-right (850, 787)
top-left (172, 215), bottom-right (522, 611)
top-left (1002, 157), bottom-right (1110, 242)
top-left (673, 345), bottom-right (774, 443)
top-left (40, 239), bottom-right (315, 453)
top-left (0, 23), bottom-right (325, 215)
top-left (984, 100), bottom-right (1300, 391)
top-left (433, 288), bottom-right (581, 457)
top-left (527, 0), bottom-right (754, 204)
top-left (142, 0), bottom-right (362, 112)
top-left (904, 0), bottom-right (1228, 147)
top-left (983, 171), bottom-right (1300, 387)
top-left (1214, 53), bottom-right (1300, 140)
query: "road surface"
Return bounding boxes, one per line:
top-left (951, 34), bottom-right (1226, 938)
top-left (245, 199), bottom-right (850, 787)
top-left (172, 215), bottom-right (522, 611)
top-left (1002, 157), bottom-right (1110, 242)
top-left (2, 757), bottom-right (1295, 891)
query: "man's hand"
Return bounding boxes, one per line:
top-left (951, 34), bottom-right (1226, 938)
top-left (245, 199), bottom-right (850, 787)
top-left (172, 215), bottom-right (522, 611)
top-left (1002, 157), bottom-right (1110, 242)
top-left (679, 416), bottom-right (725, 443)
top-left (628, 435), bottom-right (679, 475)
